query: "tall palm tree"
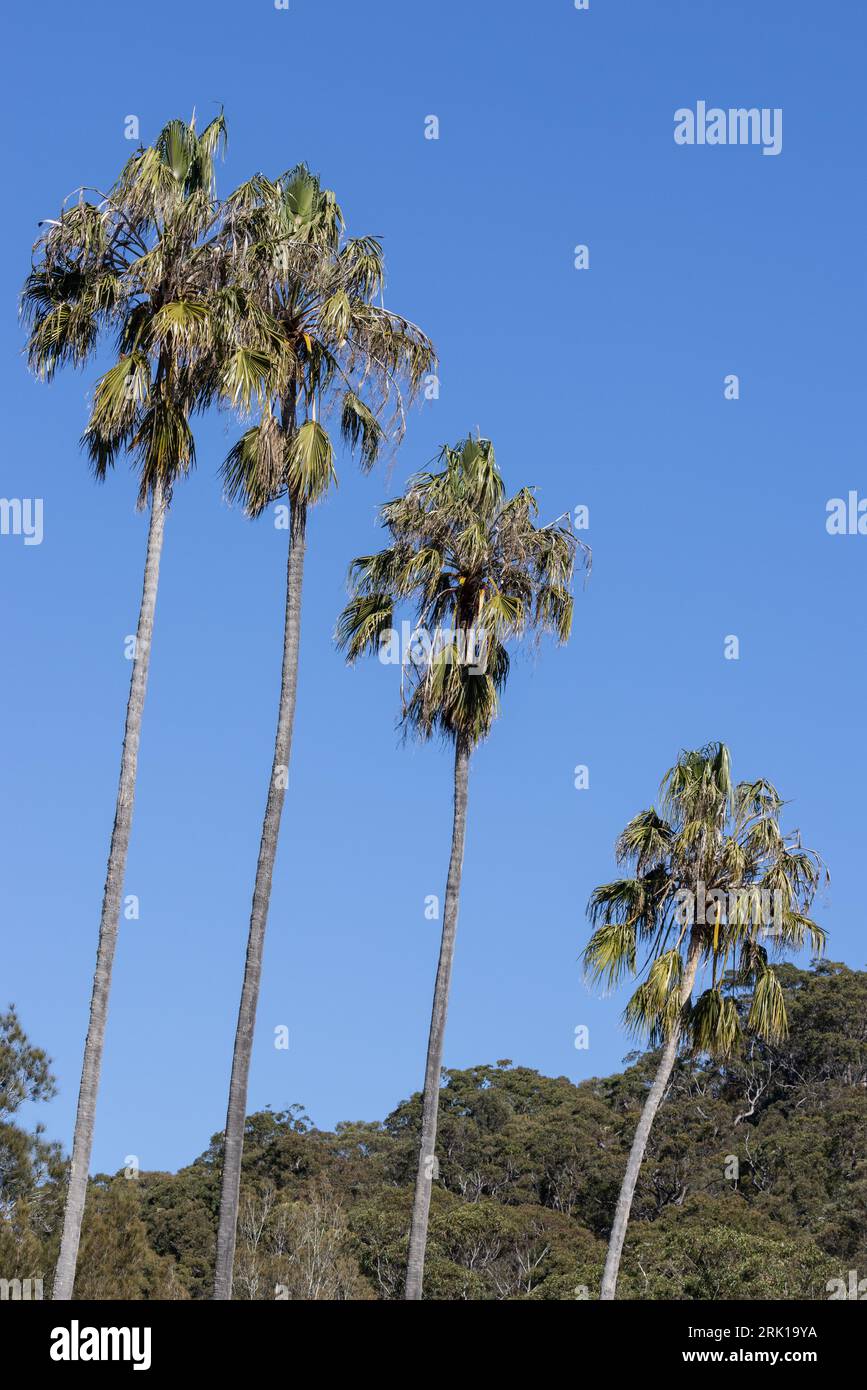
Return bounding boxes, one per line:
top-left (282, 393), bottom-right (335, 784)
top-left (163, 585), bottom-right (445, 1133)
top-left (211, 166), bottom-right (436, 1299)
top-left (337, 435), bottom-right (587, 1299)
top-left (584, 742), bottom-right (826, 1300)
top-left (21, 113), bottom-right (229, 1300)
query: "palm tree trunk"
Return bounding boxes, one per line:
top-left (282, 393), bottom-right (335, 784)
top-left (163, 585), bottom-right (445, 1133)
top-left (52, 479), bottom-right (168, 1301)
top-left (213, 498), bottom-right (307, 1300)
top-left (599, 940), bottom-right (701, 1300)
top-left (404, 737), bottom-right (471, 1301)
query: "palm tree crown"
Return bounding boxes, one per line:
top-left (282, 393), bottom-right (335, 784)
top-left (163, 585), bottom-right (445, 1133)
top-left (22, 114), bottom-right (229, 505)
top-left (585, 742), bottom-right (827, 1055)
top-left (337, 434), bottom-right (588, 746)
top-left (217, 164), bottom-right (436, 512)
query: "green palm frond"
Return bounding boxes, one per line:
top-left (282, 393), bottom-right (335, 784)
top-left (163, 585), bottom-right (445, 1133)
top-left (533, 583), bottom-right (574, 642)
top-left (733, 777), bottom-right (784, 828)
top-left (583, 922), bottom-right (637, 989)
top-left (286, 419), bottom-right (336, 504)
top-left (279, 163), bottom-right (343, 245)
top-left (644, 949), bottom-right (684, 1009)
top-left (130, 397), bottom-right (196, 504)
top-left (587, 877), bottom-right (648, 929)
top-left (340, 391), bottom-right (385, 471)
top-left (83, 352), bottom-right (151, 468)
top-left (195, 110), bottom-right (228, 183)
top-left (746, 968), bottom-right (789, 1043)
top-left (338, 236), bottom-right (384, 299)
top-left (320, 288), bottom-right (351, 342)
top-left (615, 809), bottom-right (674, 873)
top-left (688, 988), bottom-right (741, 1057)
top-left (479, 587), bottom-right (525, 640)
top-left (221, 414), bottom-right (285, 516)
top-left (776, 910), bottom-right (826, 956)
top-left (220, 347), bottom-right (273, 412)
top-left (148, 299), bottom-right (212, 355)
top-left (623, 974), bottom-right (684, 1047)
top-left (336, 594), bottom-right (395, 663)
top-left (661, 741), bottom-right (732, 824)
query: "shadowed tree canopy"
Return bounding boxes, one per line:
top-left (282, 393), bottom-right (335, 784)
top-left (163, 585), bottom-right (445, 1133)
top-left (0, 963), bottom-right (863, 1299)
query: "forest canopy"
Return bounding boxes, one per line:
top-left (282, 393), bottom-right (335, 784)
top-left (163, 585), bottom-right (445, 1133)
top-left (2, 961), bottom-right (864, 1300)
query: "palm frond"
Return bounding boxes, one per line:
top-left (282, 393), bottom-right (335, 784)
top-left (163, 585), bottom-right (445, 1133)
top-left (688, 988), bottom-right (741, 1057)
top-left (286, 419), bottom-right (336, 503)
top-left (746, 968), bottom-right (789, 1043)
top-left (335, 594), bottom-right (394, 663)
top-left (340, 391), bottom-right (385, 471)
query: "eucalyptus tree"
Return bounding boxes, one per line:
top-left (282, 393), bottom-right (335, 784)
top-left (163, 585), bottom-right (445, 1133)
top-left (584, 742), bottom-right (826, 1300)
top-left (21, 113), bottom-right (230, 1300)
top-left (337, 435), bottom-right (586, 1299)
top-left (212, 166), bottom-right (435, 1299)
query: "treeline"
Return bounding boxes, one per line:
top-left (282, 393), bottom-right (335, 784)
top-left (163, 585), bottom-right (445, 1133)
top-left (2, 961), bottom-right (864, 1300)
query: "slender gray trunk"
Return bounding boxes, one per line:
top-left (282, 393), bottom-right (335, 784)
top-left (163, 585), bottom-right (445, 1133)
top-left (599, 940), bottom-right (701, 1300)
top-left (52, 480), bottom-right (168, 1301)
top-left (404, 737), bottom-right (471, 1301)
top-left (213, 498), bottom-right (307, 1300)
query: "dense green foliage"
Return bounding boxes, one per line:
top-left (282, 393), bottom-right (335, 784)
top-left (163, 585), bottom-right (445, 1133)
top-left (2, 962), bottom-right (864, 1299)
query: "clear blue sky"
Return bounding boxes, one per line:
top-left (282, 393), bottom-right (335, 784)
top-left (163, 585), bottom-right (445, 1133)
top-left (3, 0), bottom-right (864, 1175)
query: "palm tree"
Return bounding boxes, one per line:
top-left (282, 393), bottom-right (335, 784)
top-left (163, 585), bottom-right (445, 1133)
top-left (337, 435), bottom-right (587, 1299)
top-left (21, 113), bottom-right (229, 1300)
top-left (584, 742), bottom-right (827, 1300)
top-left (211, 166), bottom-right (436, 1299)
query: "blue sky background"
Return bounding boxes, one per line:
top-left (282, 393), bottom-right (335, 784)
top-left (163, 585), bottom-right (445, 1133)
top-left (3, 0), bottom-right (865, 1175)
